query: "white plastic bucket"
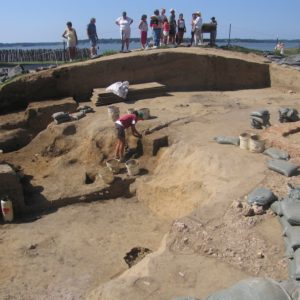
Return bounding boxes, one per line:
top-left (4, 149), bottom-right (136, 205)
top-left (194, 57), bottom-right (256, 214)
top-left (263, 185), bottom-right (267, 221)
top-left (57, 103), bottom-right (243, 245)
top-left (138, 108), bottom-right (150, 120)
top-left (108, 106), bottom-right (120, 122)
top-left (239, 133), bottom-right (250, 150)
top-left (98, 167), bottom-right (115, 184)
top-left (106, 159), bottom-right (120, 174)
top-left (249, 135), bottom-right (265, 153)
top-left (1, 198), bottom-right (14, 222)
top-left (125, 159), bottom-right (140, 176)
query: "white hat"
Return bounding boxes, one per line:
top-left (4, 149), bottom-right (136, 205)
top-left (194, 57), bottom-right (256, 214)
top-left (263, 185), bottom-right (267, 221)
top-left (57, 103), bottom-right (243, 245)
top-left (170, 8), bottom-right (175, 12)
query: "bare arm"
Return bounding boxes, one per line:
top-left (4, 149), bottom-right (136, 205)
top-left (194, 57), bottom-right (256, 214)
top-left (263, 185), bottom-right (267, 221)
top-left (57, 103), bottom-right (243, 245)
top-left (62, 30), bottom-right (67, 39)
top-left (131, 125), bottom-right (142, 138)
top-left (74, 30), bottom-right (78, 45)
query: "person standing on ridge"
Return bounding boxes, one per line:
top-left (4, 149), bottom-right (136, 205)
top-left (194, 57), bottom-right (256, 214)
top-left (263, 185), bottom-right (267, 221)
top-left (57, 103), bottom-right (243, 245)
top-left (138, 14), bottom-right (148, 49)
top-left (168, 9), bottom-right (177, 44)
top-left (150, 9), bottom-right (161, 48)
top-left (160, 8), bottom-right (168, 45)
top-left (190, 13), bottom-right (196, 46)
top-left (115, 12), bottom-right (133, 52)
top-left (62, 21), bottom-right (78, 62)
top-left (210, 16), bottom-right (217, 46)
top-left (193, 11), bottom-right (203, 45)
top-left (87, 18), bottom-right (98, 58)
top-left (177, 13), bottom-right (186, 44)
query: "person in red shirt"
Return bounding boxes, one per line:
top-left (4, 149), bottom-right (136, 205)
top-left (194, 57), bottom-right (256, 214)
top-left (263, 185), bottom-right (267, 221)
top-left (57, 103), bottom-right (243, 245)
top-left (114, 111), bottom-right (143, 161)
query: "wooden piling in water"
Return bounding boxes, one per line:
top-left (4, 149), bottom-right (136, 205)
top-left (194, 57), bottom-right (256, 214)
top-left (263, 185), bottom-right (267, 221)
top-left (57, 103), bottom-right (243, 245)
top-left (0, 48), bottom-right (90, 62)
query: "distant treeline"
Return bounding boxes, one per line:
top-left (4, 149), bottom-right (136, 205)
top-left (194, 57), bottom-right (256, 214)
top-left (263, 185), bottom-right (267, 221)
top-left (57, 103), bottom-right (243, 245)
top-left (1, 38), bottom-right (300, 48)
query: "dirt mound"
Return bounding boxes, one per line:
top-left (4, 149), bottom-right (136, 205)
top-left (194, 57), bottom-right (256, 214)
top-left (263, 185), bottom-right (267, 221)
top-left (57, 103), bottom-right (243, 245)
top-left (0, 48), bottom-right (271, 112)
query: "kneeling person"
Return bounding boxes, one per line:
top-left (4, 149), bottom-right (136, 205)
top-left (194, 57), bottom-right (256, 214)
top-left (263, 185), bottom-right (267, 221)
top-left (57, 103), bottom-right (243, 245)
top-left (115, 111), bottom-right (143, 161)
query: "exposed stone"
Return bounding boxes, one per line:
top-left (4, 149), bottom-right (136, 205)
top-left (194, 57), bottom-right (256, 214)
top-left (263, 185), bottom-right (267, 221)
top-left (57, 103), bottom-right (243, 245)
top-left (240, 202), bottom-right (255, 217)
top-left (231, 200), bottom-right (243, 209)
top-left (257, 251), bottom-right (265, 259)
top-left (253, 204), bottom-right (265, 215)
top-left (123, 247), bottom-right (152, 268)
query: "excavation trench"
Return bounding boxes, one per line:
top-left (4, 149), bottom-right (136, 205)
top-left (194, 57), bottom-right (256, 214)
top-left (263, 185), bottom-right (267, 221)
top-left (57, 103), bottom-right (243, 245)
top-left (1, 48), bottom-right (299, 300)
top-left (0, 49), bottom-right (270, 112)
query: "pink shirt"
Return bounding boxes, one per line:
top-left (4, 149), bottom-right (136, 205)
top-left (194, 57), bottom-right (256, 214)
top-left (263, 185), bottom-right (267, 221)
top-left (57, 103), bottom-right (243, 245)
top-left (117, 114), bottom-right (138, 128)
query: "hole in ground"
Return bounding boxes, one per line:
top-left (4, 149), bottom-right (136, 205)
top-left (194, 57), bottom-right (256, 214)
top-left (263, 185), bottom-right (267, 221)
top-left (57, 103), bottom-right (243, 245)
top-left (85, 172), bottom-right (96, 184)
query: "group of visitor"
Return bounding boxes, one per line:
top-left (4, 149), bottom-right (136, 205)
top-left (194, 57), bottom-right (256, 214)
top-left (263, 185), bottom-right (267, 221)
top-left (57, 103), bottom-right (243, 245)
top-left (62, 10), bottom-right (217, 61)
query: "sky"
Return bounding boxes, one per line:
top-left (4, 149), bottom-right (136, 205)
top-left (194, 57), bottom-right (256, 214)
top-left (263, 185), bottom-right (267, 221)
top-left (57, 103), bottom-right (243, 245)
top-left (0, 0), bottom-right (299, 43)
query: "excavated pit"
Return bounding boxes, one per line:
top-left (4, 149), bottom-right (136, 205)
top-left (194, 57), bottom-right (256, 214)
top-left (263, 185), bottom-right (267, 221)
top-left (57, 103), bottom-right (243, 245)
top-left (0, 49), bottom-right (270, 113)
top-left (1, 48), bottom-right (300, 299)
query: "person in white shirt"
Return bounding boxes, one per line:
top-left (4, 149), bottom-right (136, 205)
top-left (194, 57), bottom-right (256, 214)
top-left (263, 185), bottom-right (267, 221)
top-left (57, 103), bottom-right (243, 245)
top-left (62, 21), bottom-right (78, 61)
top-left (115, 11), bottom-right (133, 52)
top-left (193, 11), bottom-right (203, 45)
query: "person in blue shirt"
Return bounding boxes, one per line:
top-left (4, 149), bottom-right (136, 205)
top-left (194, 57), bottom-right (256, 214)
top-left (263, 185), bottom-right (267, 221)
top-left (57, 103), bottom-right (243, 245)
top-left (87, 18), bottom-right (98, 58)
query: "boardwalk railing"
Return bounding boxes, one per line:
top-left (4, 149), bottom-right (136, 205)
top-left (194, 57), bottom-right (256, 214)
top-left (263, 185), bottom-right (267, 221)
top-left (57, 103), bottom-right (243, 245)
top-left (0, 48), bottom-right (90, 62)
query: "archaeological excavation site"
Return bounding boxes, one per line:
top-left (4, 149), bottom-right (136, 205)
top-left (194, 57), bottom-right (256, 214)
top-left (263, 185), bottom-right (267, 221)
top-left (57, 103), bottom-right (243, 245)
top-left (1, 47), bottom-right (300, 299)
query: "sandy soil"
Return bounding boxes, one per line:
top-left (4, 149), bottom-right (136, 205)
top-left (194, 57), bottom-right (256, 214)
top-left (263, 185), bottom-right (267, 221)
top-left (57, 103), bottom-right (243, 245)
top-left (1, 48), bottom-right (300, 300)
top-left (0, 198), bottom-right (170, 300)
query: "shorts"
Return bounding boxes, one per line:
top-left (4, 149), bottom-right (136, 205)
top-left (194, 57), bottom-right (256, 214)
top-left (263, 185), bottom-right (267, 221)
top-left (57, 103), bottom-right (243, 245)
top-left (115, 124), bottom-right (125, 139)
top-left (141, 31), bottom-right (147, 44)
top-left (67, 40), bottom-right (76, 48)
top-left (121, 28), bottom-right (131, 40)
top-left (89, 35), bottom-right (97, 47)
top-left (163, 31), bottom-right (169, 37)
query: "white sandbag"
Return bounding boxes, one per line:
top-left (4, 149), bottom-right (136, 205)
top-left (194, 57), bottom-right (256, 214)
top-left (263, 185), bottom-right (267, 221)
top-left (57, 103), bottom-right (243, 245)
top-left (263, 148), bottom-right (290, 160)
top-left (205, 278), bottom-right (291, 300)
top-left (214, 136), bottom-right (240, 146)
top-left (247, 187), bottom-right (277, 206)
top-left (106, 81), bottom-right (129, 99)
top-left (267, 159), bottom-right (299, 177)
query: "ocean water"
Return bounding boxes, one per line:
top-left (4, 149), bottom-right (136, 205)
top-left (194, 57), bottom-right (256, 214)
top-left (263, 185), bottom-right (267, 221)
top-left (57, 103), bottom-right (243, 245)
top-left (1, 40), bottom-right (299, 53)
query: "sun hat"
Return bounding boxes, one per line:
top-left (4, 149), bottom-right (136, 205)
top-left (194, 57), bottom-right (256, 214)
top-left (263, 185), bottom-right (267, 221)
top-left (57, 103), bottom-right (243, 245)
top-left (195, 11), bottom-right (201, 16)
top-left (137, 112), bottom-right (144, 119)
